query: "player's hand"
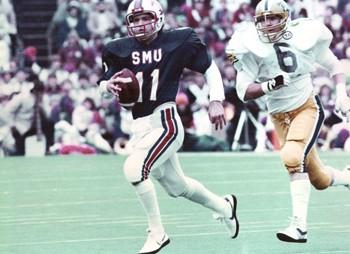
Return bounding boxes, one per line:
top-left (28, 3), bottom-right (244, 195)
top-left (208, 100), bottom-right (226, 130)
top-left (335, 95), bottom-right (350, 122)
top-left (106, 72), bottom-right (123, 98)
top-left (262, 73), bottom-right (289, 93)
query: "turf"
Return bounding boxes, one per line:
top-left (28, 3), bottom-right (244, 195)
top-left (0, 152), bottom-right (349, 254)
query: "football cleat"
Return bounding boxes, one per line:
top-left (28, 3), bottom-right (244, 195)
top-left (344, 165), bottom-right (350, 190)
top-left (139, 230), bottom-right (170, 254)
top-left (276, 216), bottom-right (307, 243)
top-left (213, 194), bottom-right (239, 238)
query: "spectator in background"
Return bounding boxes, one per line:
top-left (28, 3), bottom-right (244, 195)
top-left (232, 2), bottom-right (254, 25)
top-left (181, 0), bottom-right (210, 28)
top-left (1, 74), bottom-right (54, 155)
top-left (176, 92), bottom-right (230, 151)
top-left (8, 69), bottom-right (34, 94)
top-left (185, 72), bottom-right (212, 136)
top-left (84, 34), bottom-right (104, 69)
top-left (102, 99), bottom-right (129, 153)
top-left (0, 70), bottom-right (17, 97)
top-left (87, 0), bottom-right (119, 38)
top-left (321, 121), bottom-right (350, 151)
top-left (59, 31), bottom-right (86, 73)
top-left (342, 2), bottom-right (350, 30)
top-left (115, 0), bottom-right (129, 15)
top-left (0, 8), bottom-right (12, 72)
top-left (0, 26), bottom-right (11, 72)
top-left (222, 62), bottom-right (259, 151)
top-left (22, 46), bottom-right (41, 74)
top-left (50, 0), bottom-right (90, 50)
top-left (0, 0), bottom-right (17, 57)
top-left (214, 0), bottom-right (234, 27)
top-left (50, 78), bottom-right (74, 124)
top-left (168, 0), bottom-right (186, 11)
top-left (77, 72), bottom-right (101, 104)
top-left (64, 97), bottom-right (112, 153)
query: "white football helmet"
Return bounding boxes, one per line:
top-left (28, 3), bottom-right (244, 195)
top-left (126, 0), bottom-right (165, 41)
top-left (254, 0), bottom-right (290, 43)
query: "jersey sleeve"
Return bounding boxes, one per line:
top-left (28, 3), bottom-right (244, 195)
top-left (232, 53), bottom-right (259, 102)
top-left (226, 28), bottom-right (260, 77)
top-left (98, 46), bottom-right (122, 84)
top-left (226, 32), bottom-right (260, 102)
top-left (311, 23), bottom-right (342, 76)
top-left (182, 29), bottom-right (211, 73)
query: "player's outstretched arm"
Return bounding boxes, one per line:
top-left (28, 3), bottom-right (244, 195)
top-left (333, 73), bottom-right (350, 122)
top-left (204, 60), bottom-right (226, 130)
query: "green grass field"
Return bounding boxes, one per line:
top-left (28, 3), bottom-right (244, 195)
top-left (0, 152), bottom-right (349, 254)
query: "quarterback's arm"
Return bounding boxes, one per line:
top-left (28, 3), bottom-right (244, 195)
top-left (204, 60), bottom-right (226, 130)
top-left (204, 60), bottom-right (225, 102)
top-left (98, 48), bottom-right (122, 98)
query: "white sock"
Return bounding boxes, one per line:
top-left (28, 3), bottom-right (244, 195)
top-left (134, 179), bottom-right (164, 234)
top-left (290, 173), bottom-right (310, 229)
top-left (183, 177), bottom-right (230, 217)
top-left (327, 166), bottom-right (350, 186)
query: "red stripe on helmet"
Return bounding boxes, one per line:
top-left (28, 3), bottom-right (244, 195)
top-left (133, 0), bottom-right (143, 12)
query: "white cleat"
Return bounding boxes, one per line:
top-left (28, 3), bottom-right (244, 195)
top-left (276, 217), bottom-right (307, 243)
top-left (138, 230), bottom-right (170, 254)
top-left (213, 194), bottom-right (239, 238)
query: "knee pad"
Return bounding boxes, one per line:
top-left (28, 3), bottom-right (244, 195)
top-left (123, 155), bottom-right (144, 183)
top-left (280, 141), bottom-right (303, 173)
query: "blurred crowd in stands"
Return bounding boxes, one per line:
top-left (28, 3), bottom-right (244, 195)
top-left (0, 0), bottom-right (350, 156)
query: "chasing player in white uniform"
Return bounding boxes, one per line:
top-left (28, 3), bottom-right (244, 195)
top-left (226, 0), bottom-right (350, 243)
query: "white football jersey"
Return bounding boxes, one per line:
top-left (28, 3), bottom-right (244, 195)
top-left (226, 18), bottom-right (339, 113)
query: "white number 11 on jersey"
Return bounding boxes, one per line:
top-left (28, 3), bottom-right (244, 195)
top-left (136, 69), bottom-right (160, 102)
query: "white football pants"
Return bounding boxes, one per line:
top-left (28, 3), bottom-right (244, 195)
top-left (123, 102), bottom-right (185, 189)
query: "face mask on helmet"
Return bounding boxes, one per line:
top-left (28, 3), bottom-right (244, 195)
top-left (126, 0), bottom-right (165, 42)
top-left (254, 0), bottom-right (290, 43)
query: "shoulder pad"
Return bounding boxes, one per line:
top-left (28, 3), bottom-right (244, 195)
top-left (159, 27), bottom-right (197, 52)
top-left (226, 23), bottom-right (270, 61)
top-left (104, 37), bottom-right (138, 58)
top-left (288, 18), bottom-right (333, 50)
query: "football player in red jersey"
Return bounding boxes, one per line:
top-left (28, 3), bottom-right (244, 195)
top-left (98, 0), bottom-right (239, 253)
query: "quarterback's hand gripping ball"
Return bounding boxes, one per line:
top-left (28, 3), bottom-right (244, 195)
top-left (112, 68), bottom-right (140, 107)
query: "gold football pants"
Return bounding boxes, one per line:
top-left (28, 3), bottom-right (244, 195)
top-left (271, 95), bottom-right (332, 190)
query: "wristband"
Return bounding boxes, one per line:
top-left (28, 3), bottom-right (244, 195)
top-left (261, 80), bottom-right (273, 94)
top-left (99, 80), bottom-right (113, 98)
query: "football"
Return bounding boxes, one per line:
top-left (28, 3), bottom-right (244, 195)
top-left (114, 68), bottom-right (140, 107)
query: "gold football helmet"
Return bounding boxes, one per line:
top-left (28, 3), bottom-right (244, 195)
top-left (254, 0), bottom-right (290, 43)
